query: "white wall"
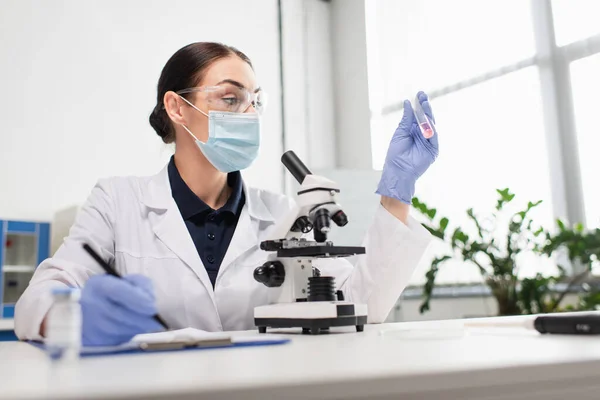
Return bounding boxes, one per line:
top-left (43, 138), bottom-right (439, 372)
top-left (0, 0), bottom-right (283, 222)
top-left (280, 0), bottom-right (338, 197)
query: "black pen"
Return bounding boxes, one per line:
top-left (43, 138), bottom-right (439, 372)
top-left (82, 243), bottom-right (170, 330)
top-left (465, 312), bottom-right (600, 335)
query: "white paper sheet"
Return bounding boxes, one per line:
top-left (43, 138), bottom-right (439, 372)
top-left (131, 328), bottom-right (230, 344)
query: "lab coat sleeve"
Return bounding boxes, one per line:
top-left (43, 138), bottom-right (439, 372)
top-left (315, 204), bottom-right (431, 323)
top-left (14, 179), bottom-right (117, 341)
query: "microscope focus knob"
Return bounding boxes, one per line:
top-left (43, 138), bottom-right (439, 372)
top-left (253, 261), bottom-right (285, 288)
top-left (291, 216), bottom-right (313, 233)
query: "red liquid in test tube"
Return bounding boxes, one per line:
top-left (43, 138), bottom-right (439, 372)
top-left (420, 122), bottom-right (434, 139)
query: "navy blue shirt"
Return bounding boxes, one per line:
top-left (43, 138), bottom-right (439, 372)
top-left (168, 157), bottom-right (245, 288)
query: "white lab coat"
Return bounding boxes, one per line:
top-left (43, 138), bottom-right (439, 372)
top-left (15, 165), bottom-right (431, 340)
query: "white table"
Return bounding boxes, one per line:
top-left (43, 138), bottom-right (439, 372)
top-left (1, 317), bottom-right (600, 400)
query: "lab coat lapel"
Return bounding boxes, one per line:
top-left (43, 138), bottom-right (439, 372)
top-left (141, 167), bottom-right (215, 296)
top-left (219, 206), bottom-right (256, 275)
top-left (219, 183), bottom-right (275, 276)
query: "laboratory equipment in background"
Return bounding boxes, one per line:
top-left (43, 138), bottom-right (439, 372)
top-left (0, 220), bottom-right (50, 318)
top-left (253, 151), bottom-right (367, 335)
top-left (45, 287), bottom-right (81, 360)
top-left (413, 95), bottom-right (436, 139)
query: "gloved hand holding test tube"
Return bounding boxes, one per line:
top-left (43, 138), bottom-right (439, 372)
top-left (375, 91), bottom-right (439, 205)
top-left (413, 94), bottom-right (436, 139)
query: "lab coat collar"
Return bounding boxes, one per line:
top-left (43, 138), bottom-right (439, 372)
top-left (140, 165), bottom-right (217, 305)
top-left (140, 164), bottom-right (275, 297)
top-left (141, 165), bottom-right (275, 223)
top-left (241, 181), bottom-right (275, 223)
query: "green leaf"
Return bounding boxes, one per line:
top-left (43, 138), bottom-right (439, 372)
top-left (432, 255), bottom-right (452, 266)
top-left (496, 200), bottom-right (503, 211)
top-left (421, 224), bottom-right (444, 240)
top-left (495, 188), bottom-right (515, 211)
top-left (557, 219), bottom-right (566, 232)
top-left (427, 208), bottom-right (437, 219)
top-left (498, 188), bottom-right (510, 199)
top-left (453, 229), bottom-right (469, 244)
top-left (439, 217), bottom-right (449, 233)
top-left (575, 223), bottom-right (584, 233)
top-left (526, 200), bottom-right (542, 210)
top-left (466, 208), bottom-right (486, 239)
top-left (411, 197), bottom-right (433, 219)
top-left (419, 255), bottom-right (452, 314)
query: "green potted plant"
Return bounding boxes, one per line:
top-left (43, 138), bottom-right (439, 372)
top-left (412, 188), bottom-right (599, 316)
top-left (537, 221), bottom-right (600, 311)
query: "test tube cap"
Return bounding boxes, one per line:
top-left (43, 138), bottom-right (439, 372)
top-left (51, 287), bottom-right (81, 301)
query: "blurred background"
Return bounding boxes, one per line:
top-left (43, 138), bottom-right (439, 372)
top-left (0, 0), bottom-right (599, 322)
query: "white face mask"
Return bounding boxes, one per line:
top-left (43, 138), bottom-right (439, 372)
top-left (179, 97), bottom-right (261, 173)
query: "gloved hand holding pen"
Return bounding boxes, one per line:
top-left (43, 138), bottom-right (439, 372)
top-left (80, 274), bottom-right (164, 346)
top-left (376, 91), bottom-right (439, 204)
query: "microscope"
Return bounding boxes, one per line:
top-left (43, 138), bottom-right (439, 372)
top-left (253, 151), bottom-right (368, 335)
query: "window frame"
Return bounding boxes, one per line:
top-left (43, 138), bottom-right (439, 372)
top-left (368, 0), bottom-right (600, 275)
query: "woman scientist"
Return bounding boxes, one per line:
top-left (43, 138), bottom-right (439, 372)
top-left (15, 42), bottom-right (439, 345)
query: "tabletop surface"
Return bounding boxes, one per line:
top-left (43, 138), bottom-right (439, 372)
top-left (1, 316), bottom-right (600, 400)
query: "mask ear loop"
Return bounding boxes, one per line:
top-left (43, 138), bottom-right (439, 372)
top-left (177, 94), bottom-right (209, 143)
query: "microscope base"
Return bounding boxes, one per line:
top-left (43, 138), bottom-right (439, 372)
top-left (254, 302), bottom-right (367, 335)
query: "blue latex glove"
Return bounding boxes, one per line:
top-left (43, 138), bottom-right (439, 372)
top-left (376, 91), bottom-right (439, 204)
top-left (80, 274), bottom-right (163, 346)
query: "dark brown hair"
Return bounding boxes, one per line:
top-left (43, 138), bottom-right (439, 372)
top-left (149, 42), bottom-right (253, 143)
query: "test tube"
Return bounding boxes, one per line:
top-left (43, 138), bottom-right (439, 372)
top-left (413, 96), bottom-right (435, 139)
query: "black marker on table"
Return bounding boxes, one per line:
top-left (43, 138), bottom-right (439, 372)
top-left (466, 312), bottom-right (600, 335)
top-left (82, 243), bottom-right (170, 330)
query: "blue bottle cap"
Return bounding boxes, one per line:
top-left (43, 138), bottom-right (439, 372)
top-left (51, 287), bottom-right (81, 300)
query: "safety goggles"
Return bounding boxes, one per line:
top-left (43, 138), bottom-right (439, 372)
top-left (176, 83), bottom-right (267, 115)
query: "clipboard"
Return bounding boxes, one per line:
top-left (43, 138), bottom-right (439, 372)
top-left (28, 335), bottom-right (290, 358)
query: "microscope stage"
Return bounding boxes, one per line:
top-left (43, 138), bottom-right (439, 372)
top-left (276, 245), bottom-right (365, 258)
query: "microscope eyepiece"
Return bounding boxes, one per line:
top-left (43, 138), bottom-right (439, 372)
top-left (282, 150), bottom-right (312, 184)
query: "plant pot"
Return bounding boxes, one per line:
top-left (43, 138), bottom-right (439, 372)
top-left (495, 296), bottom-right (521, 316)
top-left (486, 277), bottom-right (522, 316)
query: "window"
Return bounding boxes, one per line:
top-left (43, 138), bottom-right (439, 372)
top-left (571, 54), bottom-right (600, 228)
top-left (551, 0), bottom-right (600, 46)
top-left (412, 68), bottom-right (555, 284)
top-left (366, 0), bottom-right (600, 285)
top-left (366, 0), bottom-right (535, 115)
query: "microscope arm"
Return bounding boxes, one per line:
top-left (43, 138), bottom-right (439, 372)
top-left (264, 174), bottom-right (344, 243)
